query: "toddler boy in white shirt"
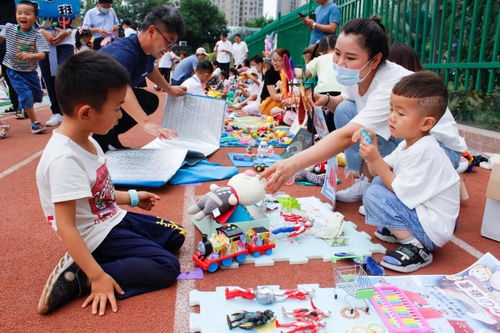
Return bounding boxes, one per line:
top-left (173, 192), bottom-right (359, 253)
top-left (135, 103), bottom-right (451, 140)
top-left (359, 71), bottom-right (460, 273)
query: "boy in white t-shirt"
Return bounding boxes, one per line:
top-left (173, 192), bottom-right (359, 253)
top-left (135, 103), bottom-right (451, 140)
top-left (359, 72), bottom-right (460, 273)
top-left (181, 60), bottom-right (213, 95)
top-left (36, 52), bottom-right (186, 315)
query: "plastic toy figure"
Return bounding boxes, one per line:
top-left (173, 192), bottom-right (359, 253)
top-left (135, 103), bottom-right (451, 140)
top-left (257, 141), bottom-right (269, 158)
top-left (274, 319), bottom-right (326, 333)
top-left (277, 197), bottom-right (301, 212)
top-left (272, 213), bottom-right (313, 238)
top-left (282, 300), bottom-right (331, 321)
top-left (225, 286), bottom-right (313, 304)
top-left (226, 309), bottom-right (275, 330)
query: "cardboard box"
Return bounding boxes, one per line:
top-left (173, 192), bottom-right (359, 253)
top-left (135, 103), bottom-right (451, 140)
top-left (481, 164), bottom-right (500, 242)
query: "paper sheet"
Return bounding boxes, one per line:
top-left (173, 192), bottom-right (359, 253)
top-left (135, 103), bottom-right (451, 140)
top-left (159, 93), bottom-right (226, 156)
top-left (105, 148), bottom-right (187, 187)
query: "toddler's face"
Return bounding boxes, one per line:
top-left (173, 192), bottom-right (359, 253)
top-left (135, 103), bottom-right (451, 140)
top-left (16, 4), bottom-right (37, 31)
top-left (388, 94), bottom-right (434, 140)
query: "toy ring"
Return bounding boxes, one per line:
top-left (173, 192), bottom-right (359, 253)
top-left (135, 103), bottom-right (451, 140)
top-left (340, 307), bottom-right (360, 319)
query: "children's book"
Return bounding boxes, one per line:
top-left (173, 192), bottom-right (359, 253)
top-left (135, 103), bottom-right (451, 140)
top-left (145, 93), bottom-right (226, 157)
top-left (105, 148), bottom-right (187, 187)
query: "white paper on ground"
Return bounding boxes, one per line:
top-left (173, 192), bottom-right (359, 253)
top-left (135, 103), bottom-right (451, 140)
top-left (160, 93), bottom-right (226, 156)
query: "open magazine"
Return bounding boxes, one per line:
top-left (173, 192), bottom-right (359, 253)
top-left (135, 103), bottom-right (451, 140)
top-left (145, 93), bottom-right (226, 157)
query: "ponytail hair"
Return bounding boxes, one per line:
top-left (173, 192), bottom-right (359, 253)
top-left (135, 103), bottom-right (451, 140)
top-left (341, 15), bottom-right (388, 64)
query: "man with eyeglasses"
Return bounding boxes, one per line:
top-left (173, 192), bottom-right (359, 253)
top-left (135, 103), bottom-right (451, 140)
top-left (96, 5), bottom-right (187, 152)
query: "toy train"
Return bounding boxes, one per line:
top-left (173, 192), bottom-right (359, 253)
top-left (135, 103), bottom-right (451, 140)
top-left (193, 224), bottom-right (275, 272)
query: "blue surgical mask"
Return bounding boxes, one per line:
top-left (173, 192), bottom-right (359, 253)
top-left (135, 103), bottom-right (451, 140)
top-left (333, 59), bottom-right (373, 86)
top-left (100, 7), bottom-right (110, 15)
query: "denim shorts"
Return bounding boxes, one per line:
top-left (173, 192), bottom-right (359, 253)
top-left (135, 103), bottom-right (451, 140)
top-left (362, 177), bottom-right (437, 250)
top-left (6, 68), bottom-right (43, 109)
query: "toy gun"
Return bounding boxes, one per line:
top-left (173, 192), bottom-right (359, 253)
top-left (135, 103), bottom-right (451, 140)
top-left (360, 128), bottom-right (372, 144)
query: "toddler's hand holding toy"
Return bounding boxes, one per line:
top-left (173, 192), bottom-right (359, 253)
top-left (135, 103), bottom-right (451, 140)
top-left (355, 128), bottom-right (382, 164)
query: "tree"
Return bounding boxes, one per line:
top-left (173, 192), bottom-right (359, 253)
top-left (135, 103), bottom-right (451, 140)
top-left (179, 0), bottom-right (227, 50)
top-left (243, 16), bottom-right (274, 28)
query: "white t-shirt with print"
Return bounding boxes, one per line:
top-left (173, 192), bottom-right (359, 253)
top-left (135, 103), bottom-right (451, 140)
top-left (215, 40), bottom-right (232, 63)
top-left (36, 131), bottom-right (126, 255)
top-left (383, 135), bottom-right (460, 247)
top-left (343, 61), bottom-right (466, 153)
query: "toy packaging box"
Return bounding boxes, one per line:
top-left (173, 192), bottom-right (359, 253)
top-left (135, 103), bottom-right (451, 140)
top-left (481, 162), bottom-right (500, 242)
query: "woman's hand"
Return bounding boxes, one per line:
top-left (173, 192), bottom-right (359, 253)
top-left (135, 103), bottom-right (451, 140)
top-left (141, 120), bottom-right (178, 139)
top-left (260, 159), bottom-right (298, 194)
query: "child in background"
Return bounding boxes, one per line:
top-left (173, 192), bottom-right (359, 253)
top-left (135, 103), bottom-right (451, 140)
top-left (181, 60), bottom-right (214, 95)
top-left (238, 69), bottom-right (263, 115)
top-left (36, 51), bottom-right (185, 315)
top-left (227, 68), bottom-right (239, 92)
top-left (360, 72), bottom-right (460, 273)
top-left (75, 28), bottom-right (93, 52)
top-left (0, 1), bottom-right (49, 133)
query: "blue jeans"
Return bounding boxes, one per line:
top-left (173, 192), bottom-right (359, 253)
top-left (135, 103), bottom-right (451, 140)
top-left (439, 142), bottom-right (461, 169)
top-left (6, 68), bottom-right (43, 109)
top-left (334, 100), bottom-right (401, 172)
top-left (363, 177), bottom-right (436, 250)
top-left (92, 211), bottom-right (186, 299)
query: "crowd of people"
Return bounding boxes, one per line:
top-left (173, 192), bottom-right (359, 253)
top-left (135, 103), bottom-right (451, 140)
top-left (0, 0), bottom-right (467, 320)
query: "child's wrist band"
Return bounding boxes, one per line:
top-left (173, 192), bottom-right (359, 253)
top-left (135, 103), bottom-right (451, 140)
top-left (128, 189), bottom-right (139, 207)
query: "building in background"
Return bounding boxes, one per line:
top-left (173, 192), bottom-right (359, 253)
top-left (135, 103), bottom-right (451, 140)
top-left (277, 0), bottom-right (307, 16)
top-left (210, 0), bottom-right (264, 27)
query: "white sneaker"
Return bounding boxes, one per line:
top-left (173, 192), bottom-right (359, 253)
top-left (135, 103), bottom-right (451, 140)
top-left (336, 175), bottom-right (370, 202)
top-left (358, 205), bottom-right (366, 216)
top-left (46, 113), bottom-right (63, 127)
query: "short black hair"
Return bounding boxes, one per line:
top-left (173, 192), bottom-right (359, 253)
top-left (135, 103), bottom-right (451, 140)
top-left (196, 60), bottom-right (214, 74)
top-left (220, 31), bottom-right (228, 37)
top-left (17, 1), bottom-right (38, 16)
top-left (56, 51), bottom-right (130, 115)
top-left (98, 0), bottom-right (113, 4)
top-left (234, 34), bottom-right (241, 38)
top-left (122, 19), bottom-right (132, 26)
top-left (229, 68), bottom-right (238, 76)
top-left (250, 55), bottom-right (263, 64)
top-left (341, 16), bottom-right (388, 64)
top-left (143, 5), bottom-right (185, 37)
top-left (392, 71), bottom-right (449, 121)
top-left (318, 34), bottom-right (337, 54)
top-left (388, 43), bottom-right (424, 72)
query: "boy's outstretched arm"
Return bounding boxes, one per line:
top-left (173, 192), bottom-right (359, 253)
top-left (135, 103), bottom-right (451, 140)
top-left (55, 200), bottom-right (124, 316)
top-left (356, 128), bottom-right (396, 191)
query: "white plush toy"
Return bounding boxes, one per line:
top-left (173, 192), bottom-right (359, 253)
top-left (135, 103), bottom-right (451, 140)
top-left (188, 170), bottom-right (266, 223)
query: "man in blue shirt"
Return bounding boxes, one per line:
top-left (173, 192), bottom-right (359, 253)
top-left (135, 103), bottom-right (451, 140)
top-left (302, 0), bottom-right (340, 45)
top-left (171, 47), bottom-right (208, 86)
top-left (82, 0), bottom-right (119, 50)
top-left (96, 5), bottom-right (187, 151)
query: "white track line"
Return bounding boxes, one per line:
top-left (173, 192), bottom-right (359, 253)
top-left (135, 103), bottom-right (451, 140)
top-left (173, 186), bottom-right (196, 333)
top-left (0, 150), bottom-right (43, 179)
top-left (450, 235), bottom-right (484, 259)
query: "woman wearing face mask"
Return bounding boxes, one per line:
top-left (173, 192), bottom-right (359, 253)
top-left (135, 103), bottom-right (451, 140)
top-left (261, 17), bottom-right (465, 200)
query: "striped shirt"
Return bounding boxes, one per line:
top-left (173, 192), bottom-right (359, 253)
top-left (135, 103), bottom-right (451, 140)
top-left (0, 23), bottom-right (49, 72)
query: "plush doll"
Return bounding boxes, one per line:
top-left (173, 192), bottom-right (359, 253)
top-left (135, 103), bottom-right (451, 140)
top-left (188, 170), bottom-right (266, 223)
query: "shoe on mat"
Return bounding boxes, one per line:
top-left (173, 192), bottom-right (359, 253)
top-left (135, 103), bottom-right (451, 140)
top-left (31, 121), bottom-right (46, 134)
top-left (46, 113), bottom-right (63, 127)
top-left (380, 243), bottom-right (433, 273)
top-left (38, 254), bottom-right (89, 314)
top-left (374, 227), bottom-right (400, 244)
top-left (16, 108), bottom-right (27, 119)
top-left (336, 175), bottom-right (370, 202)
top-left (358, 205), bottom-right (366, 216)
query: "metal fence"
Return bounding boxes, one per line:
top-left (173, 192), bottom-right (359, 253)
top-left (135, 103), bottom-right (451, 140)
top-left (245, 0), bottom-right (499, 93)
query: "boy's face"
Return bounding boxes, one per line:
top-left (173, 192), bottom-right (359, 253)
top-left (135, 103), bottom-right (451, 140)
top-left (388, 94), bottom-right (436, 140)
top-left (16, 4), bottom-right (37, 31)
top-left (198, 72), bottom-right (212, 84)
top-left (91, 87), bottom-right (127, 135)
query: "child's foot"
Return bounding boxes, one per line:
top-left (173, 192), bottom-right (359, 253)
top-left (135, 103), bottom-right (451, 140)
top-left (37, 254), bottom-right (89, 314)
top-left (16, 108), bottom-right (27, 119)
top-left (374, 227), bottom-right (400, 244)
top-left (31, 122), bottom-right (46, 134)
top-left (380, 243), bottom-right (433, 273)
top-left (3, 106), bottom-right (18, 114)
